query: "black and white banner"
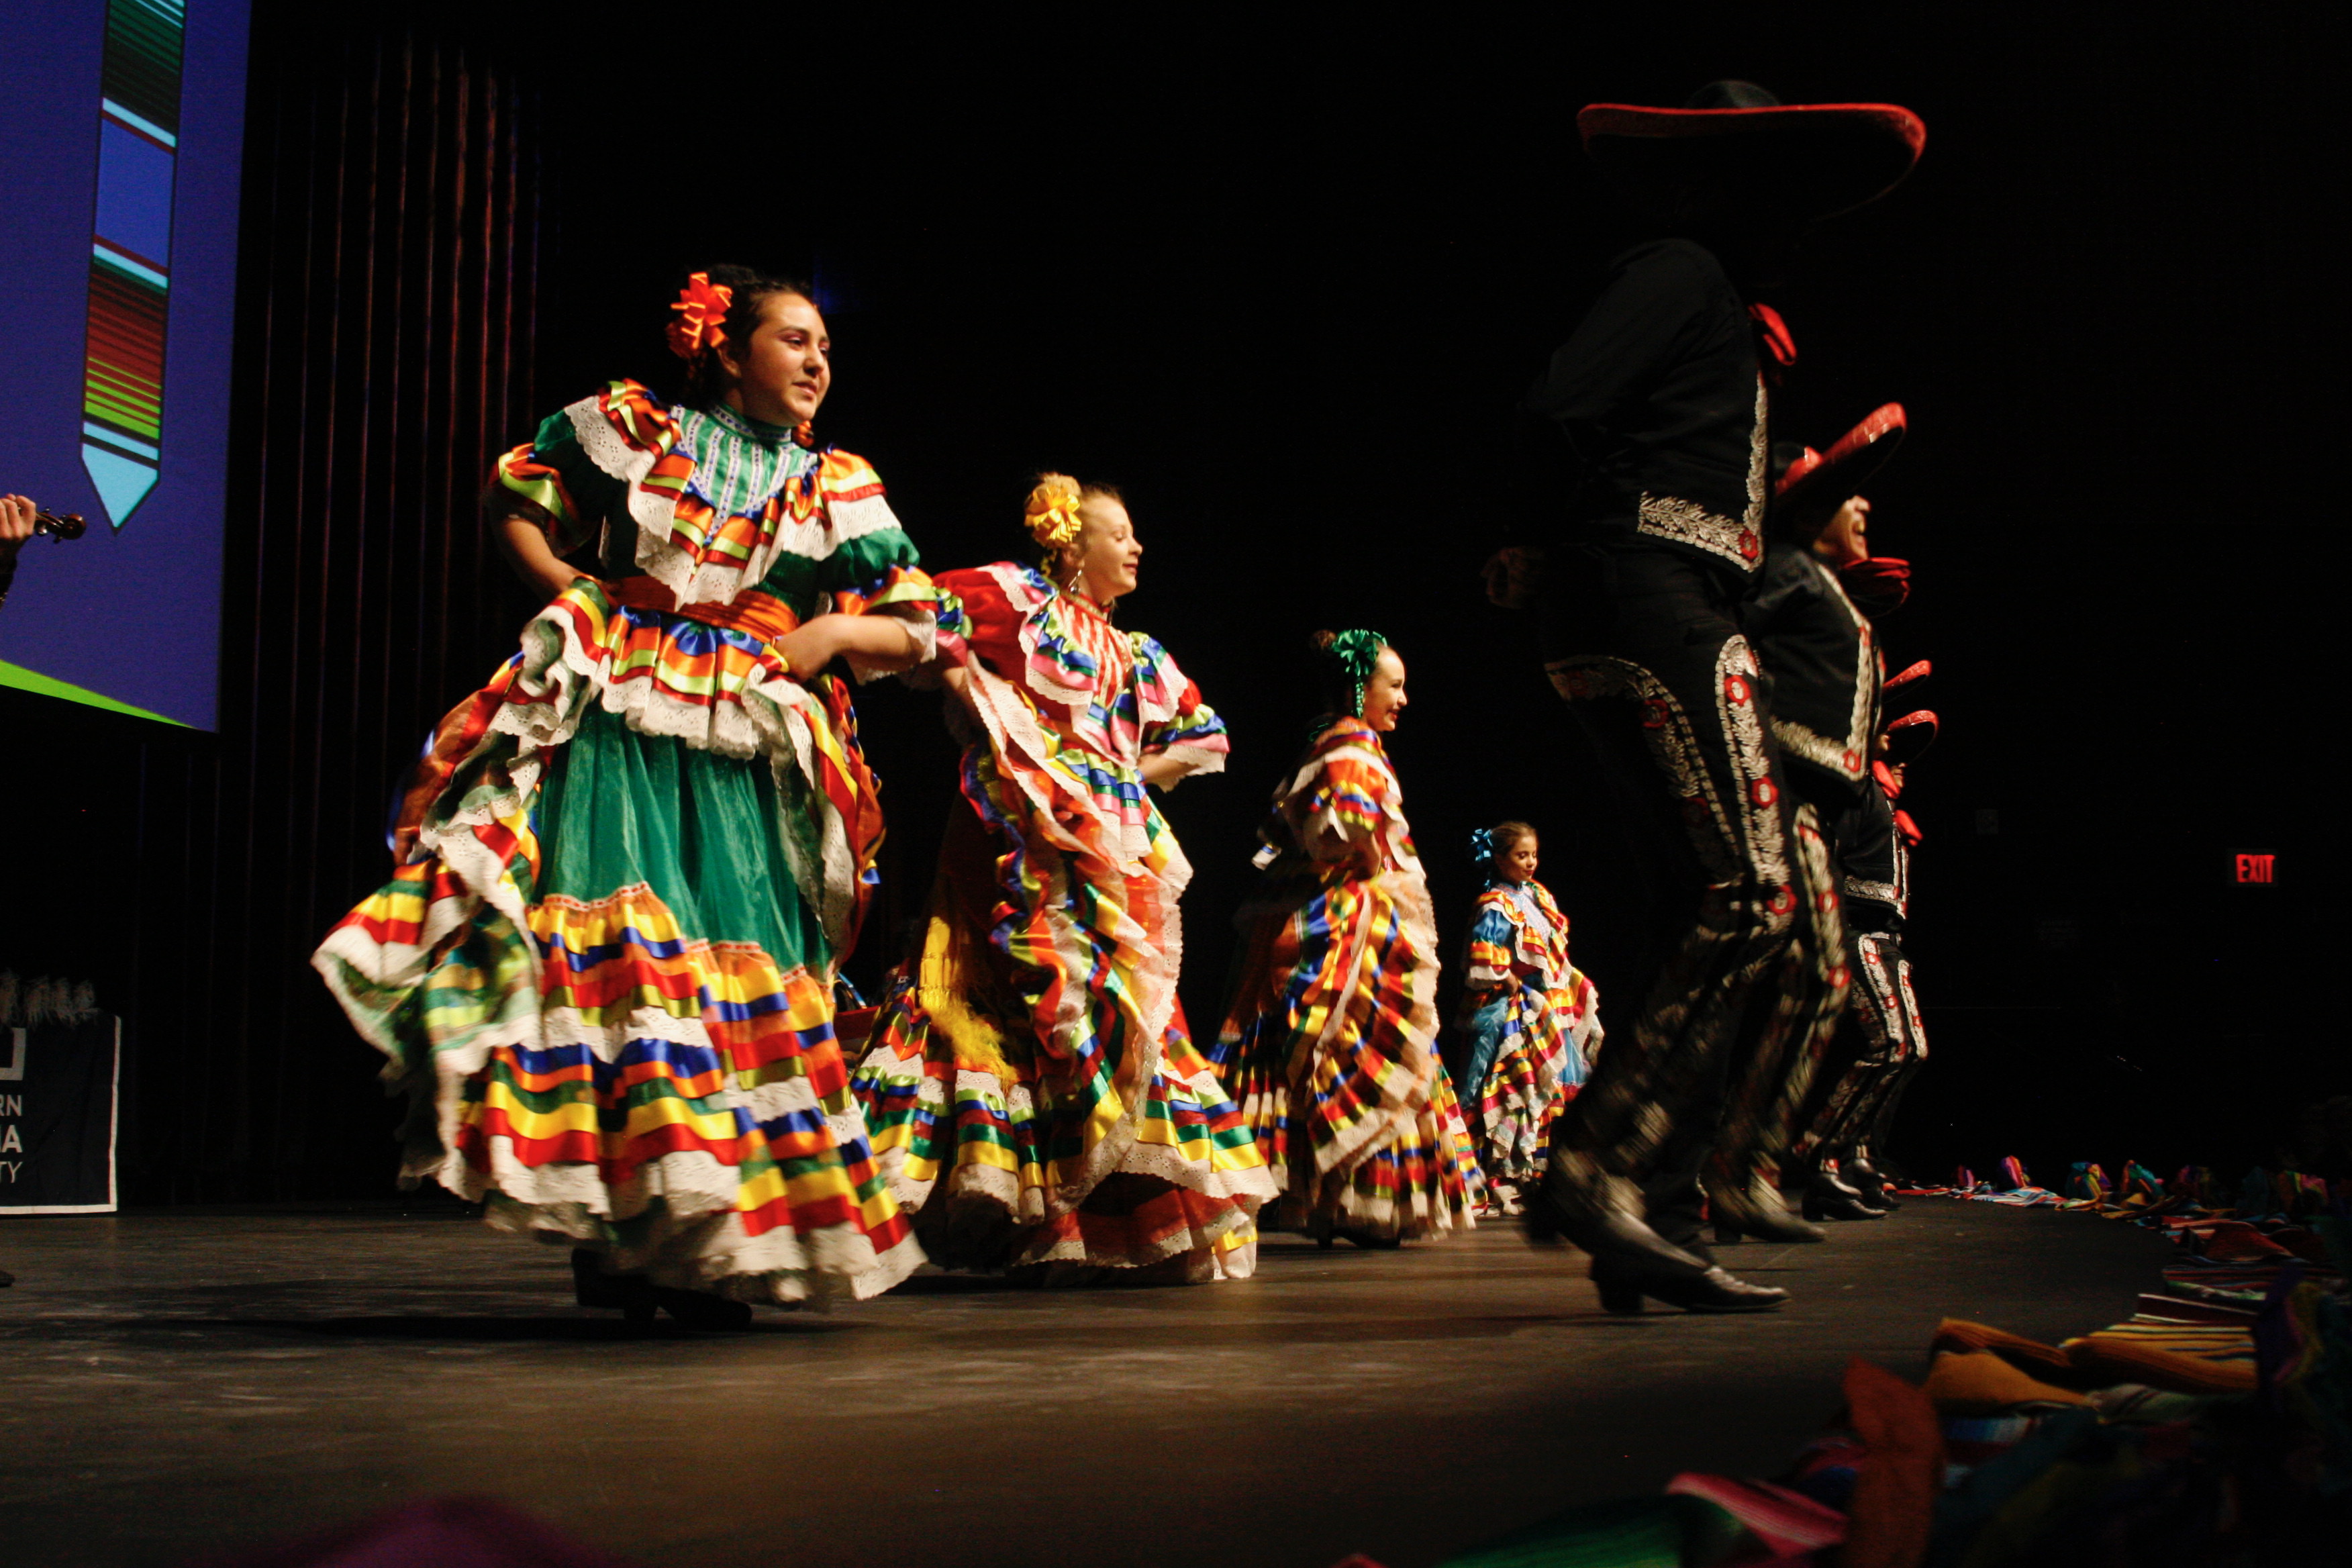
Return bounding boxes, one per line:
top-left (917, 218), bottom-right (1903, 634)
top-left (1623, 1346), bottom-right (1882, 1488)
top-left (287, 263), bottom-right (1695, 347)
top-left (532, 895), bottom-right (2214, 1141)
top-left (0, 1015), bottom-right (119, 1214)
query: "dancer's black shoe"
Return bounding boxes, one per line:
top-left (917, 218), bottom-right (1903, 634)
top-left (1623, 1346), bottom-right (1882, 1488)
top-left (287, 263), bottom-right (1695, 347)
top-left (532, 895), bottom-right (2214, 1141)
top-left (0, 1265), bottom-right (13, 1287)
top-left (652, 1287), bottom-right (754, 1331)
top-left (1524, 1179), bottom-right (1712, 1280)
top-left (1339, 1229), bottom-right (1404, 1251)
top-left (1802, 1171), bottom-right (1890, 1222)
top-left (1703, 1172), bottom-right (1826, 1244)
top-left (1589, 1254), bottom-right (1789, 1314)
top-left (571, 1248), bottom-right (658, 1322)
top-left (1843, 1156), bottom-right (1900, 1210)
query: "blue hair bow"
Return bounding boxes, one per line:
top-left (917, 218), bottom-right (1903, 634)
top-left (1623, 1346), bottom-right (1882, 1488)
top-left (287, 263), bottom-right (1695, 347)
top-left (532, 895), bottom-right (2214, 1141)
top-left (1469, 827), bottom-right (1496, 865)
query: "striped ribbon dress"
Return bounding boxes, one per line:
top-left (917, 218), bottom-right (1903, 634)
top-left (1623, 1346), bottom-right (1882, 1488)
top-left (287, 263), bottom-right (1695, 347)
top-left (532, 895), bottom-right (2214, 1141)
top-left (1455, 878), bottom-right (1604, 1190)
top-left (313, 381), bottom-right (935, 1304)
top-left (848, 562), bottom-right (1275, 1281)
top-left (1214, 718), bottom-right (1481, 1242)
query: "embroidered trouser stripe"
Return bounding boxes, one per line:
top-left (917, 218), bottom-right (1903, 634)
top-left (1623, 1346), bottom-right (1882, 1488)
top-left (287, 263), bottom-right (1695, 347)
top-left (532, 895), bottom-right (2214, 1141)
top-left (1533, 549), bottom-right (1847, 1203)
top-left (1710, 803), bottom-right (1848, 1185)
top-left (1792, 927), bottom-right (1927, 1164)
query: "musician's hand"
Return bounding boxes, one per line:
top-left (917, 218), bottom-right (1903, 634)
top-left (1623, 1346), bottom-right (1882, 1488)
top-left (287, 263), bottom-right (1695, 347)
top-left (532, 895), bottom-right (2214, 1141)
top-left (0, 495), bottom-right (34, 558)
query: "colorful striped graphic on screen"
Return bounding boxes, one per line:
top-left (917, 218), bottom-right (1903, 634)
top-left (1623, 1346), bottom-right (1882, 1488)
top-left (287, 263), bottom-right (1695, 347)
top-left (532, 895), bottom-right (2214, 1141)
top-left (81, 0), bottom-right (184, 530)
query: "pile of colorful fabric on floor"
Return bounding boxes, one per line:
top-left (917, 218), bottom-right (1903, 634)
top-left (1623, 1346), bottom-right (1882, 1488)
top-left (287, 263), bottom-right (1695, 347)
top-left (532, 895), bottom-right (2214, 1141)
top-left (1346, 1161), bottom-right (2348, 1567)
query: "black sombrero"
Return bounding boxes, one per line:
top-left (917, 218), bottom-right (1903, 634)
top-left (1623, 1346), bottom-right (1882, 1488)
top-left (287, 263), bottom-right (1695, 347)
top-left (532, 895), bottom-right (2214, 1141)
top-left (1775, 402), bottom-right (1908, 534)
top-left (1579, 81), bottom-right (1926, 223)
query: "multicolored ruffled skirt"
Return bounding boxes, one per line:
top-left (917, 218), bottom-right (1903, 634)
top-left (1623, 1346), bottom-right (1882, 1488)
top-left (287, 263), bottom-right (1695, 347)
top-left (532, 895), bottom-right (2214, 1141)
top-left (1214, 867), bottom-right (1480, 1242)
top-left (313, 578), bottom-right (920, 1304)
top-left (1458, 975), bottom-right (1597, 1185)
top-left (849, 733), bottom-right (1272, 1282)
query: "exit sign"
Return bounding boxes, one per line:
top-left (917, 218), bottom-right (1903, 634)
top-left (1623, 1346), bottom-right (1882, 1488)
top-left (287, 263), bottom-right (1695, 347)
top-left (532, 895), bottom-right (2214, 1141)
top-left (2235, 852), bottom-right (2277, 885)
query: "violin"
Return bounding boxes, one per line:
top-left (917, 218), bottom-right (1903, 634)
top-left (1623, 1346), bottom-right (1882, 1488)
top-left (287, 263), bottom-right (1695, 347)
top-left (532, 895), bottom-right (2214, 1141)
top-left (34, 506), bottom-right (87, 540)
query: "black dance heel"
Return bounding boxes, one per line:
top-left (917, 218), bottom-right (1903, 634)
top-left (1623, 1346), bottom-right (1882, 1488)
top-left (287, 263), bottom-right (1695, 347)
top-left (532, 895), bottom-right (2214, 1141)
top-left (1802, 1171), bottom-right (1889, 1222)
top-left (1843, 1157), bottom-right (1900, 1211)
top-left (1596, 1278), bottom-right (1647, 1315)
top-left (1590, 1254), bottom-right (1790, 1314)
top-left (1524, 1179), bottom-right (1712, 1280)
top-left (1339, 1228), bottom-right (1404, 1251)
top-left (1704, 1173), bottom-right (1826, 1244)
top-left (571, 1248), bottom-right (658, 1322)
top-left (652, 1286), bottom-right (754, 1331)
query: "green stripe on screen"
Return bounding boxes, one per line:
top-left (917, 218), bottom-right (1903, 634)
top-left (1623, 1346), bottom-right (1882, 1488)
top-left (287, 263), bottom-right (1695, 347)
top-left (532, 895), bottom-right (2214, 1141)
top-left (0, 660), bottom-right (187, 726)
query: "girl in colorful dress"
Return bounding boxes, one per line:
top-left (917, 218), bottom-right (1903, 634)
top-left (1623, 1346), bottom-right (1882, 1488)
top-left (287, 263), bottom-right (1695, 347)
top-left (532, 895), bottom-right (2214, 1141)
top-left (1214, 631), bottom-right (1480, 1246)
top-left (849, 475), bottom-right (1275, 1284)
top-left (315, 268), bottom-right (936, 1326)
top-left (1455, 822), bottom-right (1604, 1216)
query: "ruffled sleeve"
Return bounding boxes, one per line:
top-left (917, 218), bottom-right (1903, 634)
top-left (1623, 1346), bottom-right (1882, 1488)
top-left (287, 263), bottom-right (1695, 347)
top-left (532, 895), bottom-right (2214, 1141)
top-left (930, 562), bottom-right (1048, 687)
top-left (814, 452), bottom-right (933, 610)
top-left (1464, 892), bottom-right (1520, 987)
top-left (810, 450), bottom-right (938, 669)
top-left (488, 384), bottom-right (660, 560)
top-left (930, 561), bottom-right (1134, 746)
top-left (1128, 632), bottom-right (1228, 781)
top-left (1527, 879), bottom-right (1573, 968)
top-left (1295, 747), bottom-right (1391, 871)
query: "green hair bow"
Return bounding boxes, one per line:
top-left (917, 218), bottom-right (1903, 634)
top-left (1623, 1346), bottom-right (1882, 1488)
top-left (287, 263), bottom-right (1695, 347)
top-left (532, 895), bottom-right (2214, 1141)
top-left (1326, 628), bottom-right (1388, 718)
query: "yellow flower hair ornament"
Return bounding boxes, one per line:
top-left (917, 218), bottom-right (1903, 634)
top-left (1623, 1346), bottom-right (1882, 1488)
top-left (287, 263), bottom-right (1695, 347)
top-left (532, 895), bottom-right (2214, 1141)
top-left (1024, 474), bottom-right (1085, 550)
top-left (666, 272), bottom-right (734, 361)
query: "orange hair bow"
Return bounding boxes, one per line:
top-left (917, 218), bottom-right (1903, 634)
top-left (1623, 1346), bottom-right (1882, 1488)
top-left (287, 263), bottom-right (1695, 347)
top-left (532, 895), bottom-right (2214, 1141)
top-left (666, 272), bottom-right (734, 361)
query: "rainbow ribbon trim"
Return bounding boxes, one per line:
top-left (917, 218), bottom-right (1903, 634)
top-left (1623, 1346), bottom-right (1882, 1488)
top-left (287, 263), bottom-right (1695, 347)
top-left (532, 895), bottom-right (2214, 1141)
top-left (81, 0), bottom-right (184, 529)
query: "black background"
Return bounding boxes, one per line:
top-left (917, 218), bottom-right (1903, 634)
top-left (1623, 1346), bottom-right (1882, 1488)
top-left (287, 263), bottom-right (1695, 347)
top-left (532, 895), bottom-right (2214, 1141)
top-left (6, 3), bottom-right (2344, 1198)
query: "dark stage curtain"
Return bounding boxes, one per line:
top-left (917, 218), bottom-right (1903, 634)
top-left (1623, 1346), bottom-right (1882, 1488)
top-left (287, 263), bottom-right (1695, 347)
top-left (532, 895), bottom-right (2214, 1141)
top-left (7, 8), bottom-right (552, 1202)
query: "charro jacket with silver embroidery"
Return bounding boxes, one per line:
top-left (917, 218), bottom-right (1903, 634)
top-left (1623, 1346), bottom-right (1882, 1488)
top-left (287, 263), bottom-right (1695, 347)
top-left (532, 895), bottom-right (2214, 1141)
top-left (1520, 238), bottom-right (1770, 585)
top-left (1746, 538), bottom-right (1880, 807)
top-left (1834, 784), bottom-right (1908, 929)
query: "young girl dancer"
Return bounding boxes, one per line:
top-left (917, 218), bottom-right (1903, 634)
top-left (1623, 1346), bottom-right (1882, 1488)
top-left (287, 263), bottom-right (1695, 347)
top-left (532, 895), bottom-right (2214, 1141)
top-left (849, 475), bottom-right (1274, 1283)
top-left (1456, 823), bottom-right (1603, 1215)
top-left (315, 268), bottom-right (935, 1325)
top-left (1214, 630), bottom-right (1480, 1246)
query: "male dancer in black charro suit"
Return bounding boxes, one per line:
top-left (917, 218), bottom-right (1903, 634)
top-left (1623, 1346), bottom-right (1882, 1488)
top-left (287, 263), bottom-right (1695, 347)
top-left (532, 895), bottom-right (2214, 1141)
top-left (1498, 82), bottom-right (1925, 1312)
top-left (1749, 412), bottom-right (1930, 1223)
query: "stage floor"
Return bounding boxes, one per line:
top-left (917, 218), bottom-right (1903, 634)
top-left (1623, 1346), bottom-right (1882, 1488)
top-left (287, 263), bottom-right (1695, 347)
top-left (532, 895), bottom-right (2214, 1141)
top-left (1, 1199), bottom-right (2166, 1568)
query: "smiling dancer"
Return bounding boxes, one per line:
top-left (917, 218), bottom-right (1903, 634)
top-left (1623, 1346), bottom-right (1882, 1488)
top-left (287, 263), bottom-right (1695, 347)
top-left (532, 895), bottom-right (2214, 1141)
top-left (1456, 823), bottom-right (1603, 1214)
top-left (316, 268), bottom-right (936, 1325)
top-left (849, 475), bottom-right (1274, 1283)
top-left (1502, 83), bottom-right (1924, 1312)
top-left (1215, 631), bottom-right (1481, 1246)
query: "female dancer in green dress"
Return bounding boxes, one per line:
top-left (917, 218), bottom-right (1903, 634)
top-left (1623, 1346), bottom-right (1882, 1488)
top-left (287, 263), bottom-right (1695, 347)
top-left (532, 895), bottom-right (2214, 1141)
top-left (316, 268), bottom-right (936, 1325)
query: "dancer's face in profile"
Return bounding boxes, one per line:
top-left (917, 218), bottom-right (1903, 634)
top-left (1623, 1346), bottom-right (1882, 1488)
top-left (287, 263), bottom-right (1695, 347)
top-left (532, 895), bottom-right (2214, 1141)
top-left (1059, 497), bottom-right (1143, 604)
top-left (722, 291), bottom-right (831, 428)
top-left (1811, 494), bottom-right (1871, 567)
top-left (1360, 647), bottom-right (1408, 732)
top-left (1498, 834), bottom-right (1539, 885)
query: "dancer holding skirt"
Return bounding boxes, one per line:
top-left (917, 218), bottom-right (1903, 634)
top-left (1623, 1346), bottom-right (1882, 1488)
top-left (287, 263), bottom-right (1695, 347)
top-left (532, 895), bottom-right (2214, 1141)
top-left (315, 268), bottom-right (935, 1324)
top-left (1455, 822), bottom-right (1603, 1213)
top-left (1216, 631), bottom-right (1480, 1246)
top-left (850, 476), bottom-right (1274, 1283)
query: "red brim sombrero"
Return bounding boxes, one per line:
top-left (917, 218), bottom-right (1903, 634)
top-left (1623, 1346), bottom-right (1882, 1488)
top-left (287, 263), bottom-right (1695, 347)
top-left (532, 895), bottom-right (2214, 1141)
top-left (1579, 98), bottom-right (1926, 222)
top-left (1775, 402), bottom-right (1907, 532)
top-left (1882, 708), bottom-right (1939, 767)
